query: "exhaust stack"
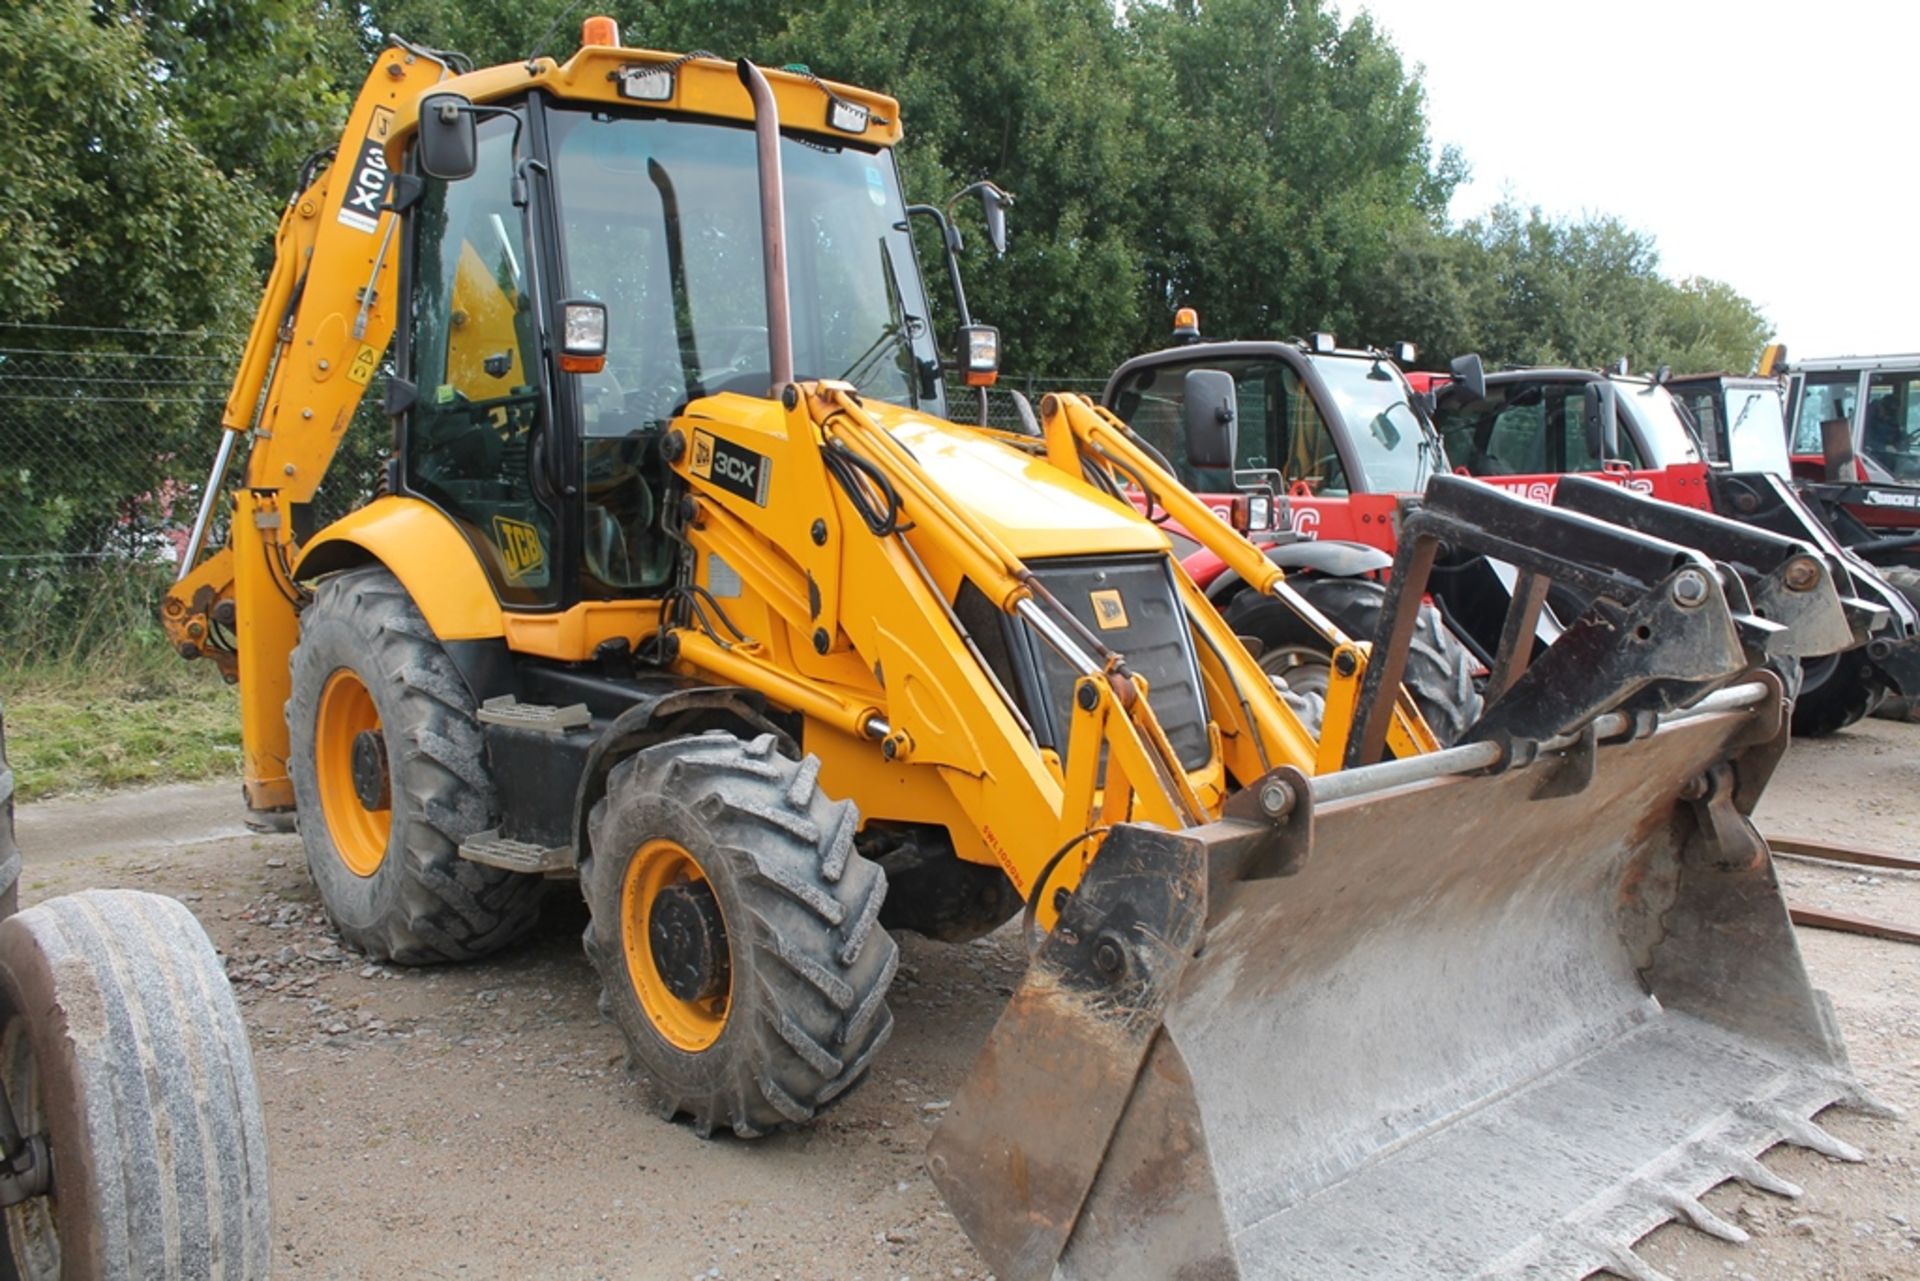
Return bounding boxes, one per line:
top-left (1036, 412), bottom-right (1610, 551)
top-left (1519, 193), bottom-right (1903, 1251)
top-left (736, 59), bottom-right (794, 394)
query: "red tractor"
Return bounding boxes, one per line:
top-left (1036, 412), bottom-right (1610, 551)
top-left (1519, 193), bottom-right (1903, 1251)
top-left (1099, 321), bottom-right (1920, 736)
top-left (1100, 323), bottom-right (1485, 741)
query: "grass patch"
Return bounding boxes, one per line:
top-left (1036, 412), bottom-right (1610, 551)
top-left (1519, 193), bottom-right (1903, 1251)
top-left (1, 566), bottom-right (243, 800)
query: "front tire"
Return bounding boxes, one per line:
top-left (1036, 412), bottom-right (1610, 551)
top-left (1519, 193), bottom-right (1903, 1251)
top-left (1226, 577), bottom-right (1484, 745)
top-left (582, 732), bottom-right (897, 1137)
top-left (0, 891), bottom-right (271, 1280)
top-left (287, 567), bottom-right (543, 963)
top-left (1790, 646), bottom-right (1883, 736)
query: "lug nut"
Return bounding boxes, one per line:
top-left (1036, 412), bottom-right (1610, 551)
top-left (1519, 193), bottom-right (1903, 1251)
top-left (1670, 570), bottom-right (1711, 608)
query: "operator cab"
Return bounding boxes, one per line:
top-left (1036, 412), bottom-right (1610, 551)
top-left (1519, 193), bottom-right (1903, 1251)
top-left (1668, 374), bottom-right (1791, 476)
top-left (1433, 367), bottom-right (1706, 479)
top-left (395, 37), bottom-right (964, 611)
top-left (1785, 355), bottom-right (1920, 484)
top-left (1102, 325), bottom-right (1445, 502)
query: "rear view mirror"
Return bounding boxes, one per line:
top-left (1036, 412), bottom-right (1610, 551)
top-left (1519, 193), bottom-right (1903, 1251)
top-left (978, 184), bottom-right (1012, 256)
top-left (1183, 369), bottom-right (1238, 470)
top-left (1449, 352), bottom-right (1487, 404)
top-left (1584, 381), bottom-right (1621, 460)
top-left (418, 94), bottom-right (478, 181)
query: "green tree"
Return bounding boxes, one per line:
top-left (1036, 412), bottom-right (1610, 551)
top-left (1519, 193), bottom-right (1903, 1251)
top-left (1127, 0), bottom-right (1463, 350)
top-left (0, 1), bottom-right (262, 562)
top-left (1654, 276), bottom-right (1770, 375)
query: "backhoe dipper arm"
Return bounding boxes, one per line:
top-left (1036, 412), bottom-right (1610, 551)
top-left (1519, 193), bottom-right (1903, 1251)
top-left (162, 42), bottom-right (456, 811)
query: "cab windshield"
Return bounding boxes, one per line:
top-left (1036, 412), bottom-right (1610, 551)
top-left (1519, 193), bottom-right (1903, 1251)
top-left (548, 107), bottom-right (941, 432)
top-left (1309, 356), bottom-right (1437, 492)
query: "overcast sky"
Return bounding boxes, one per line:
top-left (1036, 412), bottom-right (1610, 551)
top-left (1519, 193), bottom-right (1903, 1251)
top-left (1350, 0), bottom-right (1915, 359)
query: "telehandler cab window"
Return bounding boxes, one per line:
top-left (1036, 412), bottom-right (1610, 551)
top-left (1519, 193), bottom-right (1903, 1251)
top-left (1110, 358), bottom-right (1350, 494)
top-left (1791, 372), bottom-right (1860, 456)
top-left (1864, 371), bottom-right (1920, 478)
top-left (405, 114), bottom-right (560, 606)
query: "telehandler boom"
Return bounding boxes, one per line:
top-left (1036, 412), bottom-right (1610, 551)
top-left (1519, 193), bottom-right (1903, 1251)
top-left (166, 21), bottom-right (1873, 1278)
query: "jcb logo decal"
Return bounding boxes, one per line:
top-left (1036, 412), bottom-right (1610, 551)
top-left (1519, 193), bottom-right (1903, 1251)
top-left (688, 429), bottom-right (772, 506)
top-left (491, 515), bottom-right (547, 582)
top-left (1090, 589), bottom-right (1129, 630)
top-left (337, 107), bottom-right (395, 234)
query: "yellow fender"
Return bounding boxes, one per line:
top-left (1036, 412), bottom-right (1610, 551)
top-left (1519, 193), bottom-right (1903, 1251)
top-left (293, 496), bottom-right (504, 641)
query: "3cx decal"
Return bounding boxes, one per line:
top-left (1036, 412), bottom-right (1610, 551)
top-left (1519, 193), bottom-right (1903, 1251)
top-left (689, 430), bottom-right (773, 506)
top-left (337, 106), bottom-right (395, 234)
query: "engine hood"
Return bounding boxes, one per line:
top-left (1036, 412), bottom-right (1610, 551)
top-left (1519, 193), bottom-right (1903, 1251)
top-left (873, 405), bottom-right (1171, 562)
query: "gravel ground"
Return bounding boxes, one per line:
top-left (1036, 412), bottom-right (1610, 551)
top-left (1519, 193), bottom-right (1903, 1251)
top-left (13, 717), bottom-right (1919, 1280)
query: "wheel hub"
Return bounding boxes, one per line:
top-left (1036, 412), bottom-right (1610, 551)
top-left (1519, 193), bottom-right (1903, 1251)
top-left (649, 882), bottom-right (730, 1003)
top-left (349, 730), bottom-right (391, 812)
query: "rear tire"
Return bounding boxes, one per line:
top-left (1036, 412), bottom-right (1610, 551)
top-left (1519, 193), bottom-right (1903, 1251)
top-left (287, 567), bottom-right (543, 963)
top-left (1225, 577), bottom-right (1483, 745)
top-left (0, 891), bottom-right (271, 1279)
top-left (582, 732), bottom-right (897, 1137)
top-left (1790, 647), bottom-right (1882, 736)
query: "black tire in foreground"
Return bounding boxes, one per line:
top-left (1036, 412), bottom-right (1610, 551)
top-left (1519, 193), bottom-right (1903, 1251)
top-left (1225, 576), bottom-right (1484, 746)
top-left (0, 890), bottom-right (271, 1279)
top-left (583, 731), bottom-right (898, 1138)
top-left (1789, 646), bottom-right (1884, 737)
top-left (287, 567), bottom-right (543, 963)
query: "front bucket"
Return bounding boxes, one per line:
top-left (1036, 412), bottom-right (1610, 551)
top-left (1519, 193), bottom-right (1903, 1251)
top-left (932, 684), bottom-right (1875, 1280)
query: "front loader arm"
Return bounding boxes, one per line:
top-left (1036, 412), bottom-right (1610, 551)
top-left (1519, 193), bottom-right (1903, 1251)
top-left (161, 42), bottom-right (457, 811)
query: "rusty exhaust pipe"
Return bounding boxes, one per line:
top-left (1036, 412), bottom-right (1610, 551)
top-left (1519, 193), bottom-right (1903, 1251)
top-left (736, 59), bottom-right (794, 394)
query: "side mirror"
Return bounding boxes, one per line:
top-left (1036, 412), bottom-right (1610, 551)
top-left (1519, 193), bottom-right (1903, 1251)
top-left (1448, 352), bottom-right (1487, 403)
top-left (1182, 369), bottom-right (1238, 470)
top-left (978, 184), bottom-right (1011, 256)
top-left (1584, 381), bottom-right (1621, 460)
top-left (417, 94), bottom-right (478, 181)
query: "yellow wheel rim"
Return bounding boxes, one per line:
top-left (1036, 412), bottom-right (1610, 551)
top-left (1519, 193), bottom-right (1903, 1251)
top-left (314, 669), bottom-right (390, 878)
top-left (622, 839), bottom-right (731, 1052)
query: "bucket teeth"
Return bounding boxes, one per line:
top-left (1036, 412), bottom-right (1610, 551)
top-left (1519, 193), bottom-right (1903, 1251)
top-left (1592, 1239), bottom-right (1680, 1281)
top-left (1639, 1185), bottom-right (1747, 1244)
top-left (1749, 1105), bottom-right (1864, 1163)
top-left (1714, 1145), bottom-right (1804, 1199)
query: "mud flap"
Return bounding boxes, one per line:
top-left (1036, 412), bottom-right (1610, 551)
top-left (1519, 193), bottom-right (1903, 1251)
top-left (934, 684), bottom-right (1877, 1280)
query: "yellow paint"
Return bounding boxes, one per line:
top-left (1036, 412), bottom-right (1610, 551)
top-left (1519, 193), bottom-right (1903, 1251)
top-left (503, 600), bottom-right (664, 661)
top-left (295, 496), bottom-right (504, 640)
top-left (446, 239), bottom-right (526, 396)
top-left (621, 839), bottom-right (730, 1051)
top-left (314, 669), bottom-right (390, 876)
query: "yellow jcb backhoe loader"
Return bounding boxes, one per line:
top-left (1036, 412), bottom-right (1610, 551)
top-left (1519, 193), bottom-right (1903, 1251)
top-left (165, 20), bottom-right (1878, 1278)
